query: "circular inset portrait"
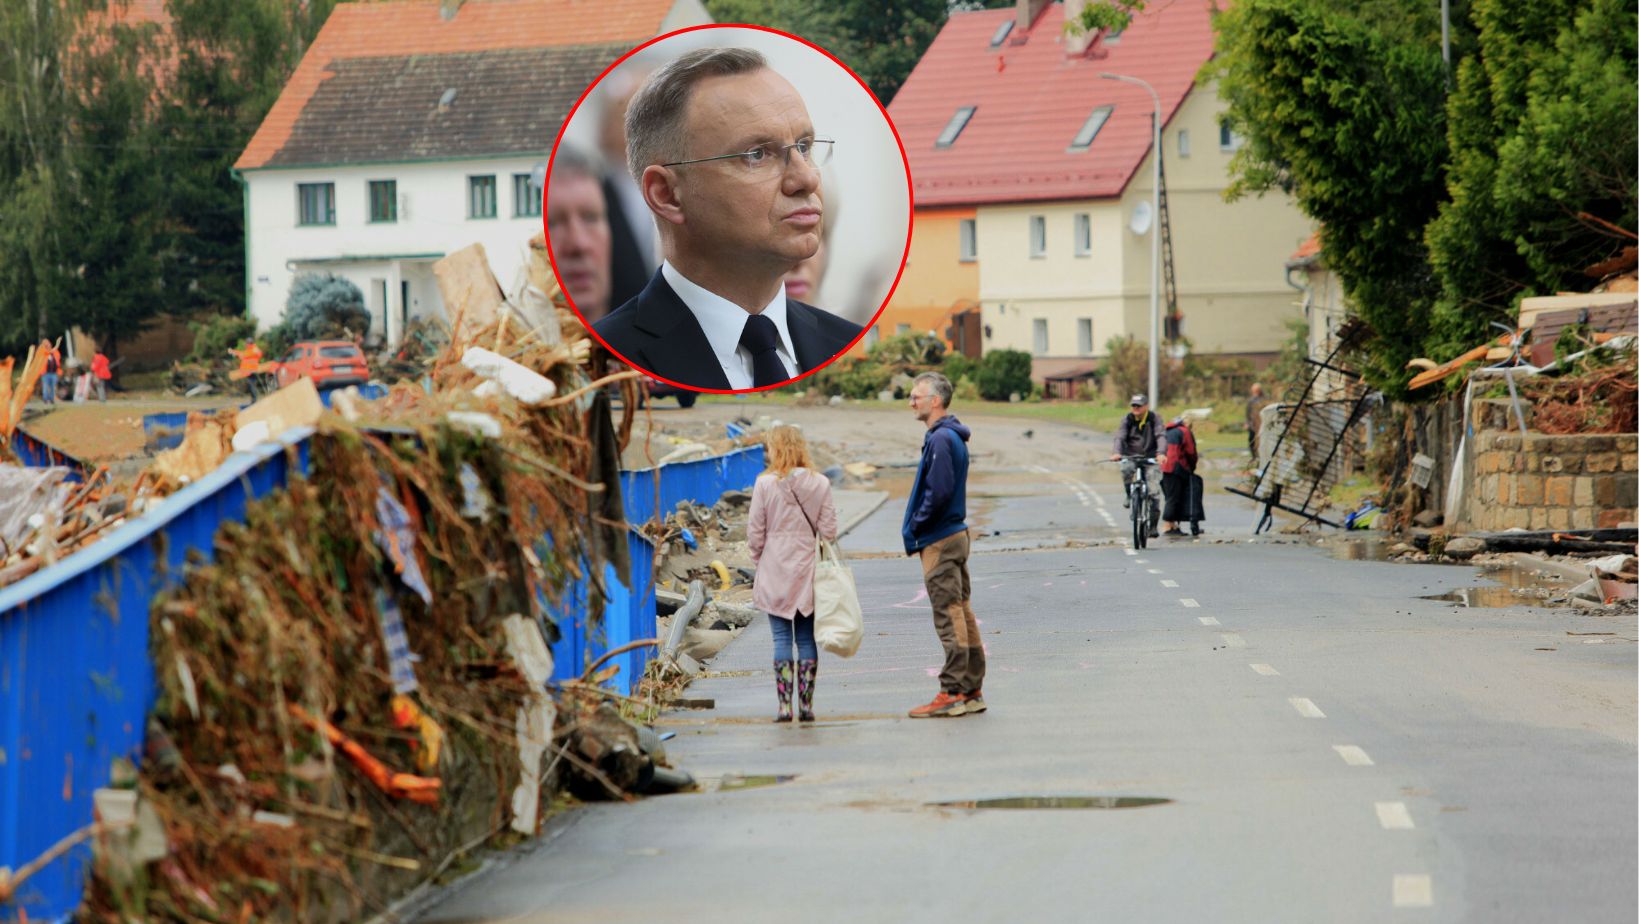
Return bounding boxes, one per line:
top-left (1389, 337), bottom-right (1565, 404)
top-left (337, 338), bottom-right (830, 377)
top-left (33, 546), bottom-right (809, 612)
top-left (545, 24), bottom-right (912, 394)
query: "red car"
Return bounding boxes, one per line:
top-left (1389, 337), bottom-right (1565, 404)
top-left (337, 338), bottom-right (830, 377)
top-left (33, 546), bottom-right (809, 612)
top-left (274, 340), bottom-right (370, 389)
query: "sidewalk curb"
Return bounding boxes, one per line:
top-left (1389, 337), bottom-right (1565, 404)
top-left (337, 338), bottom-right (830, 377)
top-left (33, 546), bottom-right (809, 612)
top-left (837, 490), bottom-right (890, 539)
top-left (1506, 552), bottom-right (1593, 583)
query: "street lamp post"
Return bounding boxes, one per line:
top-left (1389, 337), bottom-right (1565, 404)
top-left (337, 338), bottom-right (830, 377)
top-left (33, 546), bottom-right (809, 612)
top-left (1098, 71), bottom-right (1161, 407)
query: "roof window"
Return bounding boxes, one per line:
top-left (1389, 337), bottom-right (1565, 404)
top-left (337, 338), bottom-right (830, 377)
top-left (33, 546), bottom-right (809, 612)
top-left (989, 20), bottom-right (1014, 47)
top-left (936, 106), bottom-right (976, 148)
top-left (1068, 105), bottom-right (1113, 151)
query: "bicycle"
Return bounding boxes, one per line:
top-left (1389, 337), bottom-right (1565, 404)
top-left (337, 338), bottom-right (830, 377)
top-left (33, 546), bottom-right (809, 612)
top-left (1118, 455), bottom-right (1161, 550)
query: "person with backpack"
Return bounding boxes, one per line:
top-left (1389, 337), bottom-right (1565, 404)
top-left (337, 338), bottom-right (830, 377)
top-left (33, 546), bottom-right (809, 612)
top-left (747, 425), bottom-right (838, 723)
top-left (1161, 415), bottom-right (1203, 536)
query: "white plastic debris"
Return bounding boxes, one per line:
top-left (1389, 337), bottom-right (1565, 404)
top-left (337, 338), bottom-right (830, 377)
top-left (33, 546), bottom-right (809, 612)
top-left (446, 411), bottom-right (503, 439)
top-left (231, 419), bottom-right (272, 452)
top-left (460, 346), bottom-right (557, 405)
top-left (503, 614), bottom-right (556, 834)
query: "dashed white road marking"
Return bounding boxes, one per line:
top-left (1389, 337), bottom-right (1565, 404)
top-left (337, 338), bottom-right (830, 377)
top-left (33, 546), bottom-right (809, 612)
top-left (1146, 568), bottom-right (1162, 574)
top-left (1134, 558), bottom-right (1148, 564)
top-left (1288, 697), bottom-right (1326, 718)
top-left (1249, 663), bottom-right (1280, 676)
top-left (1198, 616), bottom-right (1220, 626)
top-left (1178, 597), bottom-right (1198, 607)
top-left (1161, 579), bottom-right (1179, 588)
top-left (1124, 549), bottom-right (1137, 556)
top-left (1333, 745), bottom-right (1374, 766)
top-left (1220, 633), bottom-right (1246, 648)
top-left (1392, 874), bottom-right (1433, 908)
top-left (1375, 802), bottom-right (1415, 830)
top-left (1029, 464), bottom-right (1052, 474)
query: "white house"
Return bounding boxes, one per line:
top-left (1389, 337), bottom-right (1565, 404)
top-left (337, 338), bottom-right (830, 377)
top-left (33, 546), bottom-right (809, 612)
top-left (234, 0), bottom-right (709, 347)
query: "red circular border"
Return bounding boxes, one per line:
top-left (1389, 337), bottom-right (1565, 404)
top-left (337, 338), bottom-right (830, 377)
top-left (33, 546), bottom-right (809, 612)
top-left (543, 22), bottom-right (915, 395)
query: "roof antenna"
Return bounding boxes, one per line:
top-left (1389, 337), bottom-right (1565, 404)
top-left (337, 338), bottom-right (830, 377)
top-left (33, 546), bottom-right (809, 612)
top-left (438, 88), bottom-right (458, 111)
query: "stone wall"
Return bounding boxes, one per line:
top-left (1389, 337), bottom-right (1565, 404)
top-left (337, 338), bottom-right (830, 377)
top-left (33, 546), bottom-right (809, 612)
top-left (1464, 399), bottom-right (1638, 530)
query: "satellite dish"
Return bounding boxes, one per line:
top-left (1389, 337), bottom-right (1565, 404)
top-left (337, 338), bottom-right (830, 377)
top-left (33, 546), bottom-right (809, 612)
top-left (1129, 200), bottom-right (1153, 235)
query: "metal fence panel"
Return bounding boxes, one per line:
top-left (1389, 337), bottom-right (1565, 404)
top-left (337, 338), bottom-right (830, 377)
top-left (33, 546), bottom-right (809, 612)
top-left (0, 429), bottom-right (312, 922)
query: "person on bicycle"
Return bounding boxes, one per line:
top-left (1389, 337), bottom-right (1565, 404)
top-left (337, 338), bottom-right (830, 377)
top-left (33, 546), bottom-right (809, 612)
top-left (1109, 394), bottom-right (1163, 535)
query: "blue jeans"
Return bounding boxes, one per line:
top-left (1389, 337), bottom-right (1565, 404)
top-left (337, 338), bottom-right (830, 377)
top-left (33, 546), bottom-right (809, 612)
top-left (40, 373), bottom-right (58, 403)
top-left (768, 613), bottom-right (817, 662)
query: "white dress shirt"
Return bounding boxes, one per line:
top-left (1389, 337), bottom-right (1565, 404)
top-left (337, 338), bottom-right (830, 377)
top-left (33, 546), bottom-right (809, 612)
top-left (661, 261), bottom-right (799, 389)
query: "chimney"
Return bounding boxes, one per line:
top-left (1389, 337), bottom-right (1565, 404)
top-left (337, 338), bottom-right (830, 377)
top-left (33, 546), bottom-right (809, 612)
top-left (1016, 0), bottom-right (1051, 33)
top-left (1063, 0), bottom-right (1093, 56)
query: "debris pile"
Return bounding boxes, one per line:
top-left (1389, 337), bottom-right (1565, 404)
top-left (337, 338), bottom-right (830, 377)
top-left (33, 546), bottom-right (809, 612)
top-left (67, 257), bottom-right (682, 921)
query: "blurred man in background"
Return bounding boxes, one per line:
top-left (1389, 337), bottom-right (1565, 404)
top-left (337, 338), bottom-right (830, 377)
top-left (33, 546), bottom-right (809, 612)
top-left (546, 145), bottom-right (614, 324)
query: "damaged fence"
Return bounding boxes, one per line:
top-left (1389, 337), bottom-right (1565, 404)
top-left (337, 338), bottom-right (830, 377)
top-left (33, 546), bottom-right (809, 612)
top-left (0, 429), bottom-right (312, 921)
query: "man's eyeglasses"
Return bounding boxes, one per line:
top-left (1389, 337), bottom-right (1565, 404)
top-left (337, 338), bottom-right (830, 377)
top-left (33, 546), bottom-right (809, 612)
top-left (664, 137), bottom-right (835, 172)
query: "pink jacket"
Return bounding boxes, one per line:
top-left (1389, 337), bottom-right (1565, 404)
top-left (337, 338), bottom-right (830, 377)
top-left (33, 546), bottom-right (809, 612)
top-left (747, 468), bottom-right (838, 618)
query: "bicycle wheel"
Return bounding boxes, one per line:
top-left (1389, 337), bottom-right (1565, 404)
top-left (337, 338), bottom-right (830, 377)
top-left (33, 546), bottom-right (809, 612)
top-left (1131, 487), bottom-right (1147, 549)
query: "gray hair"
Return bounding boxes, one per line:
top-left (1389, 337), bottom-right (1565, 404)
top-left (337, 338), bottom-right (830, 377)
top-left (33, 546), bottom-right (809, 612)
top-left (624, 46), bottom-right (768, 180)
top-left (551, 143), bottom-right (601, 184)
top-left (914, 372), bottom-right (954, 409)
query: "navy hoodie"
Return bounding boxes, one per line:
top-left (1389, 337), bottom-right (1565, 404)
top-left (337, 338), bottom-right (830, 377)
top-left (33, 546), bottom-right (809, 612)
top-left (902, 416), bottom-right (972, 554)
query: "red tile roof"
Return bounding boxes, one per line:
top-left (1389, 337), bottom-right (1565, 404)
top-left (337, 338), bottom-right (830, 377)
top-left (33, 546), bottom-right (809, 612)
top-left (237, 0), bottom-right (677, 170)
top-left (889, 1), bottom-right (1215, 207)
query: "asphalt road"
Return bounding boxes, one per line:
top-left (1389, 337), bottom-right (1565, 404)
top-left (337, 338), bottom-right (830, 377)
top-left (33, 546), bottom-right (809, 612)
top-left (415, 471), bottom-right (1637, 923)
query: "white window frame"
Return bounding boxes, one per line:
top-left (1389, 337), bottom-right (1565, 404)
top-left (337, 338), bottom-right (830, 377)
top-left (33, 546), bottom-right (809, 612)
top-left (1032, 318), bottom-right (1049, 355)
top-left (1029, 215), bottom-right (1046, 258)
top-left (1219, 122), bottom-right (1244, 152)
top-left (959, 218), bottom-right (977, 262)
top-left (1078, 318), bottom-right (1093, 355)
top-left (1177, 128), bottom-right (1191, 158)
top-left (1074, 213), bottom-right (1091, 257)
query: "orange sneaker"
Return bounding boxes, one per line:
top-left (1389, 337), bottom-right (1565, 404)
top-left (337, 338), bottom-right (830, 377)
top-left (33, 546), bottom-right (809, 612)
top-left (908, 691), bottom-right (967, 718)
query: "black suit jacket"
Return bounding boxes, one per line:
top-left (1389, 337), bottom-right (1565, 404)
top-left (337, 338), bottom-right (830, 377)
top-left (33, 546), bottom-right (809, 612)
top-left (593, 270), bottom-right (864, 390)
top-left (601, 175), bottom-right (652, 313)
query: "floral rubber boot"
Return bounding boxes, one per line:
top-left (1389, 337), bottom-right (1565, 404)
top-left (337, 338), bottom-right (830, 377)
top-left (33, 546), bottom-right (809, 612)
top-left (774, 660), bottom-right (794, 723)
top-left (796, 659), bottom-right (818, 722)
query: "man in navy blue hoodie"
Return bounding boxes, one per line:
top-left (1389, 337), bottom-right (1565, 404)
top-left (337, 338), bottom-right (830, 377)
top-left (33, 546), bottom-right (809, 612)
top-left (902, 372), bottom-right (985, 718)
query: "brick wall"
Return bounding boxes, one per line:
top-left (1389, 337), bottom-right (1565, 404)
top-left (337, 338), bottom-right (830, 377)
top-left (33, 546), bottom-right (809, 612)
top-left (1465, 399), bottom-right (1638, 530)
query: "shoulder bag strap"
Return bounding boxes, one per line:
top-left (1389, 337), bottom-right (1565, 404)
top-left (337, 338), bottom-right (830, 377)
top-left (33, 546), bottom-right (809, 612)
top-left (783, 474), bottom-right (818, 537)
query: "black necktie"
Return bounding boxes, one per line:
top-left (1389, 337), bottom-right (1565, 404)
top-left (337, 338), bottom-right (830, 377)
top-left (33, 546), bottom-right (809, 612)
top-left (739, 314), bottom-right (787, 388)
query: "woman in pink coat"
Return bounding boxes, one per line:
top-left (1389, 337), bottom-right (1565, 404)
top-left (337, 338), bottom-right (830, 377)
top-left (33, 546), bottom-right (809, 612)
top-left (747, 425), bottom-right (838, 722)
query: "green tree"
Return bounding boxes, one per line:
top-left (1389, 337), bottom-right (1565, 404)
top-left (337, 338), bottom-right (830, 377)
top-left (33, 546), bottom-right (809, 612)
top-left (704, 0), bottom-right (1013, 104)
top-left (1208, 0), bottom-right (1451, 397)
top-left (59, 14), bottom-right (169, 359)
top-left (284, 273), bottom-right (367, 340)
top-left (1424, 0), bottom-right (1637, 355)
top-left (0, 1), bottom-right (94, 350)
top-left (160, 0), bottom-right (339, 320)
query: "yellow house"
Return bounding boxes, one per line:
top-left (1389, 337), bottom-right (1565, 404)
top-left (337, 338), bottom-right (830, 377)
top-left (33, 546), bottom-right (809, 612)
top-left (889, 0), bottom-right (1313, 383)
top-left (860, 206), bottom-right (981, 356)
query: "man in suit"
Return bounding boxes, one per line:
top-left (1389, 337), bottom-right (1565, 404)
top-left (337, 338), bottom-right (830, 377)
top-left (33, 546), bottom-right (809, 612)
top-left (592, 47), bottom-right (863, 390)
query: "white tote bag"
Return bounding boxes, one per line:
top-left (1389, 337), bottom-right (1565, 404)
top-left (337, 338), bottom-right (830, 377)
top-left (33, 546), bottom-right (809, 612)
top-left (784, 478), bottom-right (864, 657)
top-left (812, 537), bottom-right (863, 657)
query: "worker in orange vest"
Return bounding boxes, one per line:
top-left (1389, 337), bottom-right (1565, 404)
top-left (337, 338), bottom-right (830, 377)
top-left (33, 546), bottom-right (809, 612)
top-left (91, 350), bottom-right (112, 402)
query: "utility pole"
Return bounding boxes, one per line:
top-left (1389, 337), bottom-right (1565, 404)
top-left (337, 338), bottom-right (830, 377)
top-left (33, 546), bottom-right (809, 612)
top-left (1099, 72), bottom-right (1162, 406)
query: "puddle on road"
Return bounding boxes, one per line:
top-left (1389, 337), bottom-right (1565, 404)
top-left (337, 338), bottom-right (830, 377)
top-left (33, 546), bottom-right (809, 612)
top-left (932, 796), bottom-right (1172, 810)
top-left (1420, 567), bottom-right (1567, 609)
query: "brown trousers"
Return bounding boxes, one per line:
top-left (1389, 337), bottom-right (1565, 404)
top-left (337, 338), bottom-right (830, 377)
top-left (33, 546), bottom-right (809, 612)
top-left (919, 529), bottom-right (985, 695)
